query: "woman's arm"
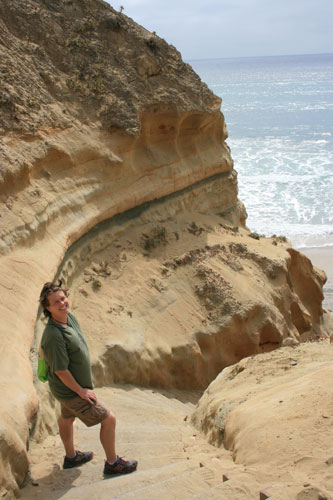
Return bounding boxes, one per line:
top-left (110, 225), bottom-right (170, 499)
top-left (55, 369), bottom-right (97, 404)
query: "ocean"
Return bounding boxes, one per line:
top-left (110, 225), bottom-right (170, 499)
top-left (191, 53), bottom-right (333, 310)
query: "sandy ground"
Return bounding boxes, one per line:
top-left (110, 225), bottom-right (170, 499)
top-left (301, 246), bottom-right (333, 311)
top-left (22, 386), bottom-right (263, 500)
top-left (22, 341), bottom-right (333, 500)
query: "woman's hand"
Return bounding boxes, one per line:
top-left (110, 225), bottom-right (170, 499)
top-left (79, 388), bottom-right (97, 404)
top-left (55, 369), bottom-right (97, 404)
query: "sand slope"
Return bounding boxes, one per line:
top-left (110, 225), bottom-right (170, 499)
top-left (22, 386), bottom-right (261, 500)
top-left (23, 347), bottom-right (333, 500)
top-left (192, 341), bottom-right (333, 500)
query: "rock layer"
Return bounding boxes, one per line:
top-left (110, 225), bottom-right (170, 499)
top-left (0, 0), bottom-right (329, 497)
top-left (0, 0), bottom-right (242, 495)
top-left (46, 209), bottom-right (326, 393)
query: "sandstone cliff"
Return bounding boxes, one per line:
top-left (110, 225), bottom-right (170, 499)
top-left (53, 212), bottom-right (326, 391)
top-left (0, 0), bottom-right (329, 497)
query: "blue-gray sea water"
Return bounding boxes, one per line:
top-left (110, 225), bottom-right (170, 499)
top-left (191, 54), bottom-right (333, 250)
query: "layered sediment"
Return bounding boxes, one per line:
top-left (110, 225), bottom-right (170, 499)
top-left (0, 0), bottom-right (330, 497)
top-left (52, 210), bottom-right (326, 391)
top-left (0, 0), bottom-right (242, 494)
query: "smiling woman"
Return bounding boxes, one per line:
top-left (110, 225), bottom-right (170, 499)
top-left (38, 280), bottom-right (138, 475)
top-left (39, 280), bottom-right (69, 321)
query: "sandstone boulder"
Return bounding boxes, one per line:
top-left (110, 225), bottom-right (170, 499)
top-left (191, 343), bottom-right (333, 483)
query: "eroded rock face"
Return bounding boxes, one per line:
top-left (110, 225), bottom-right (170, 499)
top-left (0, 0), bottom-right (329, 496)
top-left (191, 343), bottom-right (333, 476)
top-left (0, 0), bottom-right (242, 494)
top-left (0, 0), bottom-right (238, 259)
top-left (46, 209), bottom-right (326, 392)
top-left (0, 0), bottom-right (219, 135)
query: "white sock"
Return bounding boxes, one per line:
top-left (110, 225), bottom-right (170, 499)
top-left (107, 455), bottom-right (118, 466)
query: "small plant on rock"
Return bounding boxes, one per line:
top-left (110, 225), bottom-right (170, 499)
top-left (77, 18), bottom-right (96, 33)
top-left (146, 37), bottom-right (158, 50)
top-left (188, 222), bottom-right (204, 236)
top-left (249, 232), bottom-right (260, 240)
top-left (272, 234), bottom-right (288, 245)
top-left (92, 279), bottom-right (102, 290)
top-left (66, 76), bottom-right (82, 92)
top-left (0, 95), bottom-right (11, 106)
top-left (140, 226), bottom-right (167, 251)
top-left (27, 97), bottom-right (36, 108)
top-left (102, 15), bottom-right (122, 30)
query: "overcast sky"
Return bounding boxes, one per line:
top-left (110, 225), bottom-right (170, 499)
top-left (106, 0), bottom-right (333, 60)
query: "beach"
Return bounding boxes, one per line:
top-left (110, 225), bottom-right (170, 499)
top-left (300, 246), bottom-right (333, 311)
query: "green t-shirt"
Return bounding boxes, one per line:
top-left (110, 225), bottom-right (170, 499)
top-left (41, 311), bottom-right (93, 400)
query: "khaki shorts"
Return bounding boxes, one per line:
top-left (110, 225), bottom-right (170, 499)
top-left (60, 397), bottom-right (110, 427)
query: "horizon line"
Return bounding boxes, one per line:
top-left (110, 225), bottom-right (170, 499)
top-left (186, 52), bottom-right (333, 63)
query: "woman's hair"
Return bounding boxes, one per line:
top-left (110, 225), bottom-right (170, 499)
top-left (39, 280), bottom-right (69, 318)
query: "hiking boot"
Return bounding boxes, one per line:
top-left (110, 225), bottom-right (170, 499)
top-left (63, 450), bottom-right (94, 469)
top-left (103, 456), bottom-right (138, 475)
